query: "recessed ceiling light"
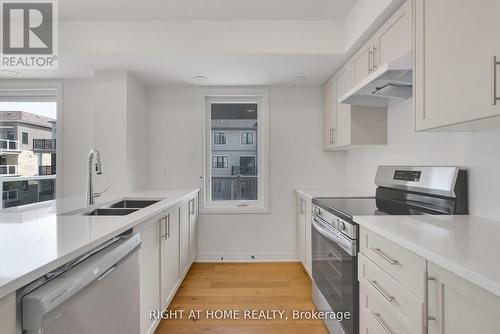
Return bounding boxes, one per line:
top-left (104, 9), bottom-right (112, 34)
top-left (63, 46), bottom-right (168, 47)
top-left (292, 76), bottom-right (306, 83)
top-left (2, 70), bottom-right (23, 78)
top-left (193, 76), bottom-right (208, 83)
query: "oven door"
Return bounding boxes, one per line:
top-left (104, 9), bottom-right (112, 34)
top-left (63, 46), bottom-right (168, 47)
top-left (311, 215), bottom-right (358, 334)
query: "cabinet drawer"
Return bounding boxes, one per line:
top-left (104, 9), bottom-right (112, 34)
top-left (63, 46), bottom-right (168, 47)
top-left (360, 284), bottom-right (414, 334)
top-left (360, 227), bottom-right (426, 299)
top-left (359, 253), bottom-right (424, 334)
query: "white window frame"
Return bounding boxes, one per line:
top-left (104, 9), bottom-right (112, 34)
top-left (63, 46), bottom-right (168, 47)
top-left (213, 131), bottom-right (227, 145)
top-left (240, 130), bottom-right (255, 145)
top-left (201, 88), bottom-right (269, 214)
top-left (211, 155), bottom-right (229, 169)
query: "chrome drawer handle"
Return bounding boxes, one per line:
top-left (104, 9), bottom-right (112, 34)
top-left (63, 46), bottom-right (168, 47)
top-left (371, 247), bottom-right (399, 265)
top-left (492, 56), bottom-right (500, 106)
top-left (369, 310), bottom-right (396, 334)
top-left (367, 279), bottom-right (395, 303)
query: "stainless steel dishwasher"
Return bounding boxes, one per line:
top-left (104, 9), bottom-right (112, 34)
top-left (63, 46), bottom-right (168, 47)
top-left (21, 233), bottom-right (141, 334)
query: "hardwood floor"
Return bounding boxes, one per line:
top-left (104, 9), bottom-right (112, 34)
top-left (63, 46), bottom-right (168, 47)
top-left (155, 262), bottom-right (329, 334)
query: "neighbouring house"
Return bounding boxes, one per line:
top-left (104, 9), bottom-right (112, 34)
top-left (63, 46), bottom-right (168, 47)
top-left (0, 111), bottom-right (56, 208)
top-left (211, 104), bottom-right (258, 201)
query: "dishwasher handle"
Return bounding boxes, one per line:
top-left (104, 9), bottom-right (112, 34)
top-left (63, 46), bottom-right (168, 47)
top-left (21, 234), bottom-right (141, 331)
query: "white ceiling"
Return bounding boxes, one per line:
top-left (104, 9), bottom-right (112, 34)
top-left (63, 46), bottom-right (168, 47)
top-left (8, 53), bottom-right (346, 86)
top-left (1, 0), bottom-right (371, 86)
top-left (59, 0), bottom-right (357, 21)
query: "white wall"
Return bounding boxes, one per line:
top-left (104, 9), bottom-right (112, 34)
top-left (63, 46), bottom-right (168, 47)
top-left (60, 79), bottom-right (94, 200)
top-left (59, 72), bottom-right (148, 208)
top-left (344, 99), bottom-right (500, 221)
top-left (126, 73), bottom-right (148, 191)
top-left (147, 86), bottom-right (346, 260)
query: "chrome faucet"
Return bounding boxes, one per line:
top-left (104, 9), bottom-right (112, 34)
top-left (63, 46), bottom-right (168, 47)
top-left (86, 149), bottom-right (105, 206)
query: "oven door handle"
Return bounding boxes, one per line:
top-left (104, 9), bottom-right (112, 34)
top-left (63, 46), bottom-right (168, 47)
top-left (312, 217), bottom-right (356, 256)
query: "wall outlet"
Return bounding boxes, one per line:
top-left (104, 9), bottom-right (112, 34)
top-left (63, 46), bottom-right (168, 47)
top-left (162, 167), bottom-right (168, 176)
top-left (220, 256), bottom-right (224, 262)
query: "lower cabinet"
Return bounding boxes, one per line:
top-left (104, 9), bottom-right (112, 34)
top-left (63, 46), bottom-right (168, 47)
top-left (138, 216), bottom-right (162, 334)
top-left (296, 192), bottom-right (312, 277)
top-left (188, 197), bottom-right (198, 263)
top-left (160, 204), bottom-right (181, 310)
top-left (0, 293), bottom-right (16, 334)
top-left (359, 227), bottom-right (500, 334)
top-left (427, 262), bottom-right (500, 334)
top-left (179, 200), bottom-right (191, 275)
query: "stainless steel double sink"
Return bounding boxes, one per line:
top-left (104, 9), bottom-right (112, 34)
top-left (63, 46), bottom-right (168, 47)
top-left (64, 199), bottom-right (162, 216)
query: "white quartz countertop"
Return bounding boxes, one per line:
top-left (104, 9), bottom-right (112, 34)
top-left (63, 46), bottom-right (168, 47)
top-left (0, 189), bottom-right (199, 299)
top-left (296, 187), bottom-right (373, 199)
top-left (354, 214), bottom-right (500, 298)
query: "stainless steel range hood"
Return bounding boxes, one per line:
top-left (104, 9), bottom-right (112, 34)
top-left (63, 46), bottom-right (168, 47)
top-left (338, 52), bottom-right (413, 108)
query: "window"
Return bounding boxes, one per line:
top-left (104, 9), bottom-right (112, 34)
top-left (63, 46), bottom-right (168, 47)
top-left (213, 131), bottom-right (226, 145)
top-left (202, 89), bottom-right (269, 213)
top-left (0, 85), bottom-right (59, 210)
top-left (212, 155), bottom-right (228, 168)
top-left (240, 131), bottom-right (254, 145)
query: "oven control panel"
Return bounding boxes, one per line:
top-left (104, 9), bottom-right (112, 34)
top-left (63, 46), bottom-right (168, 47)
top-left (393, 170), bottom-right (422, 182)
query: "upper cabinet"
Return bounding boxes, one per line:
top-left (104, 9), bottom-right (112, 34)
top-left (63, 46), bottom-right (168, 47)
top-left (340, 1), bottom-right (413, 108)
top-left (353, 44), bottom-right (373, 85)
top-left (373, 0), bottom-right (413, 69)
top-left (323, 64), bottom-right (387, 150)
top-left (415, 0), bottom-right (500, 131)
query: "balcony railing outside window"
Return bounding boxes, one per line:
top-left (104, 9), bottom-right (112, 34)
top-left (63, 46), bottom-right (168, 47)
top-left (39, 165), bottom-right (56, 175)
top-left (33, 139), bottom-right (56, 150)
top-left (0, 139), bottom-right (19, 150)
top-left (0, 165), bottom-right (17, 175)
top-left (231, 165), bottom-right (257, 176)
top-left (1, 175), bottom-right (56, 208)
top-left (2, 189), bottom-right (18, 203)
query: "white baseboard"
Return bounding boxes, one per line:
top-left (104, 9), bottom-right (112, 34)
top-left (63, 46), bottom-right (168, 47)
top-left (195, 252), bottom-right (298, 263)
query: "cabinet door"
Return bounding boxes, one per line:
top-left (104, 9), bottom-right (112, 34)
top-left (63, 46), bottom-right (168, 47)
top-left (297, 195), bottom-right (306, 264)
top-left (303, 197), bottom-right (312, 277)
top-left (323, 80), bottom-right (337, 148)
top-left (336, 66), bottom-right (353, 147)
top-left (353, 45), bottom-right (372, 85)
top-left (415, 0), bottom-right (500, 130)
top-left (374, 0), bottom-right (412, 68)
top-left (179, 201), bottom-right (190, 277)
top-left (188, 197), bottom-right (198, 263)
top-left (138, 219), bottom-right (161, 334)
top-left (160, 206), bottom-right (180, 310)
top-left (427, 262), bottom-right (500, 334)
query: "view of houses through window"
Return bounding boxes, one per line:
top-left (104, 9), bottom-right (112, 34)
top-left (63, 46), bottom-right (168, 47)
top-left (0, 102), bottom-right (57, 209)
top-left (211, 103), bottom-right (258, 201)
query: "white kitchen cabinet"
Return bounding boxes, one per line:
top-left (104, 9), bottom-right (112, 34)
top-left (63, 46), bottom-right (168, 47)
top-left (372, 0), bottom-right (412, 69)
top-left (137, 217), bottom-right (162, 334)
top-left (323, 79), bottom-right (338, 149)
top-left (427, 262), bottom-right (500, 334)
top-left (297, 196), bottom-right (306, 264)
top-left (296, 193), bottom-right (312, 277)
top-left (415, 0), bottom-right (500, 130)
top-left (188, 196), bottom-right (198, 263)
top-left (0, 293), bottom-right (16, 334)
top-left (179, 200), bottom-right (190, 277)
top-left (353, 44), bottom-right (373, 85)
top-left (160, 205), bottom-right (180, 310)
top-left (324, 58), bottom-right (387, 150)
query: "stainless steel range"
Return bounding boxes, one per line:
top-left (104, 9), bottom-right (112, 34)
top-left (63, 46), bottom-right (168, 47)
top-left (311, 166), bottom-right (468, 334)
